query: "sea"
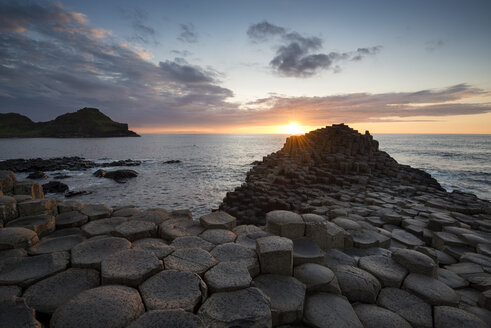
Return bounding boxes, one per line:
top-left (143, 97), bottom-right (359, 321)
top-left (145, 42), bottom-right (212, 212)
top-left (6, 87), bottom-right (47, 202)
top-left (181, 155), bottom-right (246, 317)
top-left (0, 134), bottom-right (489, 217)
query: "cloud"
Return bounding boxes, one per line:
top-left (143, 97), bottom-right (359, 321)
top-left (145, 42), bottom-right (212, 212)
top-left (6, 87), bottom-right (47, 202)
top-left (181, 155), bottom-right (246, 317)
top-left (247, 21), bottom-right (381, 77)
top-left (177, 23), bottom-right (198, 43)
top-left (121, 8), bottom-right (158, 45)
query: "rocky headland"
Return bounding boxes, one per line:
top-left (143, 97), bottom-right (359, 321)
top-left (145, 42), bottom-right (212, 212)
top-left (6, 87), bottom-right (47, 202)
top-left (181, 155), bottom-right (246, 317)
top-left (0, 107), bottom-right (139, 138)
top-left (0, 124), bottom-right (490, 327)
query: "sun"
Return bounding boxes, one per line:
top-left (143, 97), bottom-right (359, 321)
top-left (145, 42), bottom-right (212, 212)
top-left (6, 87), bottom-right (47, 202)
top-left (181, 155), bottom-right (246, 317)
top-left (282, 122), bottom-right (304, 135)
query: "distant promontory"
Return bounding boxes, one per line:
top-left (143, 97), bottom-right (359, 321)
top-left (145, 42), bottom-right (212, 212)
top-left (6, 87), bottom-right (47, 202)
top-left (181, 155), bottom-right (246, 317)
top-left (0, 107), bottom-right (140, 138)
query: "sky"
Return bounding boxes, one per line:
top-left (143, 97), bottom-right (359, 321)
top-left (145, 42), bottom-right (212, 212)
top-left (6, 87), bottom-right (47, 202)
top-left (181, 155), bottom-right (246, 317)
top-left (0, 0), bottom-right (490, 134)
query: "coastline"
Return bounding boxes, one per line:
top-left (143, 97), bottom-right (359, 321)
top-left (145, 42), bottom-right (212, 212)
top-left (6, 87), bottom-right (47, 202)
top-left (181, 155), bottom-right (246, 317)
top-left (1, 124), bottom-right (490, 327)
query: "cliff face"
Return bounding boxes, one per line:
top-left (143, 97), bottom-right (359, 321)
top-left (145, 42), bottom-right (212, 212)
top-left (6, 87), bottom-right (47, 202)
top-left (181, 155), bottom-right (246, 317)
top-left (0, 108), bottom-right (139, 138)
top-left (221, 123), bottom-right (445, 225)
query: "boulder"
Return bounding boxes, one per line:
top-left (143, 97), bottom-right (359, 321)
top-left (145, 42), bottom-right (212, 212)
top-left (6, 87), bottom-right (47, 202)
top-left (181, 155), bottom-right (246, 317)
top-left (200, 211), bottom-right (236, 230)
top-left (334, 265), bottom-right (381, 303)
top-left (434, 305), bottom-right (488, 328)
top-left (126, 310), bottom-right (204, 328)
top-left (403, 273), bottom-right (460, 306)
top-left (392, 248), bottom-right (437, 277)
top-left (102, 170), bottom-right (138, 183)
top-left (0, 252), bottom-right (69, 287)
top-left (0, 297), bottom-right (41, 328)
top-left (198, 287), bottom-right (271, 328)
top-left (0, 227), bottom-right (39, 250)
top-left (131, 238), bottom-right (174, 259)
top-left (139, 270), bottom-right (207, 312)
top-left (252, 274), bottom-right (306, 326)
top-left (28, 234), bottom-right (86, 255)
top-left (359, 255), bottom-right (408, 288)
top-left (27, 171), bottom-right (48, 179)
top-left (13, 181), bottom-right (43, 199)
top-left (6, 214), bottom-right (55, 237)
top-left (256, 236), bottom-right (293, 275)
top-left (266, 210), bottom-right (305, 239)
top-left (303, 293), bottom-right (363, 328)
top-left (51, 285), bottom-right (145, 328)
top-left (42, 181), bottom-right (69, 194)
top-left (293, 263), bottom-right (341, 294)
top-left (55, 211), bottom-right (88, 228)
top-left (204, 261), bottom-right (252, 292)
top-left (101, 249), bottom-right (162, 287)
top-left (71, 236), bottom-right (131, 269)
top-left (353, 303), bottom-right (412, 328)
top-left (17, 199), bottom-right (57, 217)
top-left (23, 268), bottom-right (100, 314)
top-left (164, 248), bottom-right (216, 275)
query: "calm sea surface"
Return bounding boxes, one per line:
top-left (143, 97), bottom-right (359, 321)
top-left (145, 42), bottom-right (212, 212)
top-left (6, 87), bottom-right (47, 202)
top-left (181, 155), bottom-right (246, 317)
top-left (0, 134), bottom-right (489, 217)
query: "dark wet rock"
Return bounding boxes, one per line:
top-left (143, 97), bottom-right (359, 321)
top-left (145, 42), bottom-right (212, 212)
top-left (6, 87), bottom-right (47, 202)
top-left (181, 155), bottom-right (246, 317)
top-left (164, 247), bottom-right (217, 275)
top-left (71, 236), bottom-right (131, 269)
top-left (99, 169), bottom-right (138, 183)
top-left (101, 249), bottom-right (162, 287)
top-left (392, 248), bottom-right (437, 277)
top-left (163, 160), bottom-right (182, 164)
top-left (113, 220), bottom-right (157, 241)
top-left (51, 285), bottom-right (145, 328)
top-left (0, 227), bottom-right (39, 250)
top-left (303, 292), bottom-right (363, 328)
top-left (139, 270), bottom-right (207, 312)
top-left (198, 287), bottom-right (271, 328)
top-left (403, 273), bottom-right (460, 306)
top-left (28, 234), bottom-right (86, 255)
top-left (80, 204), bottom-right (111, 221)
top-left (81, 217), bottom-right (128, 237)
top-left (23, 268), bottom-right (100, 314)
top-left (359, 255), bottom-right (408, 288)
top-left (210, 243), bottom-right (260, 277)
top-left (434, 305), bottom-right (488, 328)
top-left (377, 287), bottom-right (433, 328)
top-left (204, 261), bottom-right (252, 293)
top-left (6, 214), bottom-right (55, 237)
top-left (200, 211), bottom-right (236, 230)
top-left (93, 169), bottom-right (107, 177)
top-left (100, 159), bottom-right (141, 167)
top-left (252, 274), bottom-right (306, 326)
top-left (55, 211), bottom-right (88, 228)
top-left (0, 252), bottom-right (69, 287)
top-left (131, 238), bottom-right (174, 259)
top-left (334, 265), bottom-right (381, 303)
top-left (65, 190), bottom-right (92, 198)
top-left (0, 157), bottom-right (97, 173)
top-left (171, 236), bottom-right (214, 252)
top-left (42, 181), bottom-right (68, 194)
top-left (266, 210), bottom-right (305, 239)
top-left (292, 238), bottom-right (325, 265)
top-left (294, 263), bottom-right (341, 294)
top-left (27, 171), bottom-right (48, 179)
top-left (53, 173), bottom-right (71, 179)
top-left (200, 228), bottom-right (237, 244)
top-left (256, 235), bottom-right (293, 276)
top-left (353, 303), bottom-right (412, 328)
top-left (0, 297), bottom-right (41, 328)
top-left (127, 309), bottom-right (204, 328)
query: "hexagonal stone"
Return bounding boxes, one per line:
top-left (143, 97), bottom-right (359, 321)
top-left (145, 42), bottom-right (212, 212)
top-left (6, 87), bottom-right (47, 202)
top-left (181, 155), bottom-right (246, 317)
top-left (391, 229), bottom-right (424, 247)
top-left (101, 249), bottom-right (162, 287)
top-left (126, 310), bottom-right (205, 328)
top-left (159, 218), bottom-right (205, 241)
top-left (292, 238), bottom-right (324, 266)
top-left (6, 214), bottom-right (55, 237)
top-left (51, 285), bottom-right (144, 328)
top-left (403, 273), bottom-right (459, 306)
top-left (479, 289), bottom-right (491, 310)
top-left (0, 227), bottom-right (39, 250)
top-left (43, 227), bottom-right (83, 240)
top-left (0, 196), bottom-right (17, 224)
top-left (434, 305), bottom-right (488, 328)
top-left (113, 220), bottom-right (157, 241)
top-left (132, 208), bottom-right (170, 224)
top-left (23, 268), bottom-right (100, 314)
top-left (235, 231), bottom-right (271, 250)
top-left (302, 214), bottom-right (344, 250)
top-left (353, 303), bottom-right (412, 328)
top-left (445, 262), bottom-right (483, 276)
top-left (28, 235), bottom-right (86, 255)
top-left (359, 255), bottom-right (408, 288)
top-left (0, 252), bottom-right (69, 287)
top-left (463, 272), bottom-right (491, 291)
top-left (437, 268), bottom-right (469, 288)
top-left (81, 217), bottom-right (129, 237)
top-left (131, 238), bottom-right (174, 259)
top-left (377, 287), bottom-right (432, 328)
top-left (0, 297), bottom-right (41, 328)
top-left (204, 261), bottom-right (252, 292)
top-left (164, 247), bottom-right (216, 275)
top-left (233, 224), bottom-right (264, 236)
top-left (332, 217), bottom-right (362, 231)
top-left (461, 252), bottom-right (491, 268)
top-left (256, 236), bottom-right (293, 276)
top-left (71, 236), bottom-right (131, 269)
top-left (13, 181), bottom-right (44, 199)
top-left (200, 229), bottom-right (236, 244)
top-left (55, 211), bottom-right (88, 228)
top-left (57, 200), bottom-right (84, 213)
top-left (266, 210), bottom-right (305, 239)
top-left (294, 263), bottom-right (341, 294)
top-left (432, 231), bottom-right (467, 250)
top-left (392, 248), bottom-right (437, 277)
top-left (112, 207), bottom-right (141, 217)
top-left (0, 171), bottom-right (16, 194)
top-left (0, 285), bottom-right (21, 302)
top-left (303, 293), bottom-right (363, 328)
top-left (334, 265), bottom-right (381, 303)
top-left (200, 211), bottom-right (236, 230)
top-left (139, 270), bottom-right (207, 312)
top-left (252, 274), bottom-right (306, 326)
top-left (211, 243), bottom-right (260, 277)
top-left (80, 204), bottom-right (111, 221)
top-left (198, 287), bottom-right (271, 328)
top-left (428, 212), bottom-right (457, 231)
top-left (324, 249), bottom-right (356, 269)
top-left (171, 236), bottom-right (214, 252)
top-left (17, 199), bottom-right (57, 217)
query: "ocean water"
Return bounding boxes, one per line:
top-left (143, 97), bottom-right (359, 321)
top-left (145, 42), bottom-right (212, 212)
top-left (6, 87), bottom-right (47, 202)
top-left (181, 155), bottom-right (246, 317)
top-left (0, 134), bottom-right (489, 217)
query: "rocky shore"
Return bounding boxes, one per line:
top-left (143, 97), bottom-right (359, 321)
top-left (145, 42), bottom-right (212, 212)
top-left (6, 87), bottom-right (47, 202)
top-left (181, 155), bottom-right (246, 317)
top-left (1, 124), bottom-right (490, 327)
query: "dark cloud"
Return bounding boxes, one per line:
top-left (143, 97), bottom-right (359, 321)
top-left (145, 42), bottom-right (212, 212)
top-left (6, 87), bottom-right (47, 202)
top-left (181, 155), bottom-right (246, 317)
top-left (177, 23), bottom-right (198, 43)
top-left (123, 8), bottom-right (158, 45)
top-left (247, 21), bottom-right (381, 77)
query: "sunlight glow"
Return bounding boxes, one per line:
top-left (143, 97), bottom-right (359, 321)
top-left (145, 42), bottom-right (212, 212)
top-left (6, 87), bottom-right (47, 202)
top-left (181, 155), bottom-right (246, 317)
top-left (281, 122), bottom-right (306, 135)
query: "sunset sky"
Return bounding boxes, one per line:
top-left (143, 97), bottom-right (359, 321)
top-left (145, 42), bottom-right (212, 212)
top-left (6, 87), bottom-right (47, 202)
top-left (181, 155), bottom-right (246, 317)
top-left (0, 0), bottom-right (490, 133)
